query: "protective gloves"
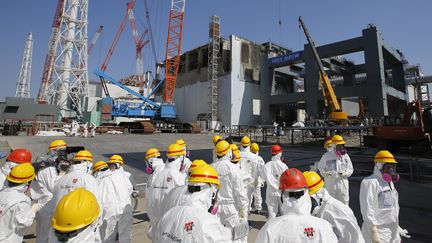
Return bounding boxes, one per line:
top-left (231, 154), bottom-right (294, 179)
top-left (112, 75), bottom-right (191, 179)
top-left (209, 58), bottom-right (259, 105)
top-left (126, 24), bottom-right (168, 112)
top-left (31, 203), bottom-right (42, 214)
top-left (398, 226), bottom-right (411, 238)
top-left (238, 207), bottom-right (248, 220)
top-left (369, 224), bottom-right (381, 243)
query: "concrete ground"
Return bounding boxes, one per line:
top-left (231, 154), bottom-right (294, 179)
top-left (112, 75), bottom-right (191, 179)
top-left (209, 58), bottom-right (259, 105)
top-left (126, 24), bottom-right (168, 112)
top-left (1, 133), bottom-right (431, 243)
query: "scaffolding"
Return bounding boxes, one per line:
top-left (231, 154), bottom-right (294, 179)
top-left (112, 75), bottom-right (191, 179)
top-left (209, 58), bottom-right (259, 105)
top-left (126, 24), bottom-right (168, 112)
top-left (208, 15), bottom-right (220, 130)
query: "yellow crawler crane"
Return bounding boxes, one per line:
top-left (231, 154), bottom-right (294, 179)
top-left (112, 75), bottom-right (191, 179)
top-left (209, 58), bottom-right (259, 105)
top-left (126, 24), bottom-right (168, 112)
top-left (298, 16), bottom-right (348, 122)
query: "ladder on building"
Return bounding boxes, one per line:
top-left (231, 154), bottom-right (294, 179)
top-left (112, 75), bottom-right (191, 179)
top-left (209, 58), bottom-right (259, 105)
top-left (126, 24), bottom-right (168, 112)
top-left (208, 15), bottom-right (220, 130)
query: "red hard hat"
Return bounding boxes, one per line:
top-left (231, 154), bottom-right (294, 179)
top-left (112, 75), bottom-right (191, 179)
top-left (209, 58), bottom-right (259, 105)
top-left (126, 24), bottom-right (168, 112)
top-left (6, 149), bottom-right (32, 164)
top-left (271, 144), bottom-right (283, 155)
top-left (280, 168), bottom-right (307, 190)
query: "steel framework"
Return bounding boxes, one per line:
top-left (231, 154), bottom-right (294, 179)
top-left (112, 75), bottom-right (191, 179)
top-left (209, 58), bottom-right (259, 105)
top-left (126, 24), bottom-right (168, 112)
top-left (163, 0), bottom-right (186, 103)
top-left (208, 15), bottom-right (220, 129)
top-left (15, 33), bottom-right (33, 99)
top-left (42, 0), bottom-right (89, 118)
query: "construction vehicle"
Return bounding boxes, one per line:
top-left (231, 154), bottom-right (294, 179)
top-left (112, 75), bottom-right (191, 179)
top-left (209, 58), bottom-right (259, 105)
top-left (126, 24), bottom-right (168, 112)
top-left (298, 16), bottom-right (348, 123)
top-left (95, 0), bottom-right (201, 133)
top-left (369, 100), bottom-right (432, 153)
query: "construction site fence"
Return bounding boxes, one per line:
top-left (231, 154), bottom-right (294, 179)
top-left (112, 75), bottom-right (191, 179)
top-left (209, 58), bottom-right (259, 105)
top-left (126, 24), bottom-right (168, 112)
top-left (224, 125), bottom-right (374, 146)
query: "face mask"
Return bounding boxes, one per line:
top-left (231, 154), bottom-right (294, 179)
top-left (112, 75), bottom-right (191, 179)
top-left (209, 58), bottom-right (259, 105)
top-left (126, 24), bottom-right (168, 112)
top-left (334, 145), bottom-right (346, 156)
top-left (145, 167), bottom-right (154, 174)
top-left (381, 164), bottom-right (400, 183)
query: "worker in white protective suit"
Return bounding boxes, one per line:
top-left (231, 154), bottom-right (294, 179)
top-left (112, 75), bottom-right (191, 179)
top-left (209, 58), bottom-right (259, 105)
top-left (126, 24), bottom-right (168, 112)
top-left (175, 139), bottom-right (192, 174)
top-left (108, 154), bottom-right (136, 191)
top-left (82, 122), bottom-right (88, 138)
top-left (51, 150), bottom-right (100, 214)
top-left (318, 135), bottom-right (353, 205)
top-left (255, 168), bottom-right (338, 243)
top-left (48, 188), bottom-right (101, 243)
top-left (93, 161), bottom-right (133, 243)
top-left (304, 171), bottom-right (365, 243)
top-left (310, 137), bottom-right (333, 171)
top-left (360, 150), bottom-right (410, 243)
top-left (31, 140), bottom-right (67, 243)
top-left (239, 136), bottom-right (261, 214)
top-left (159, 160), bottom-right (208, 214)
top-left (146, 144), bottom-right (186, 237)
top-left (153, 164), bottom-right (231, 242)
top-left (250, 142), bottom-right (265, 213)
top-left (0, 148), bottom-right (32, 190)
top-left (0, 163), bottom-right (36, 243)
top-left (90, 122), bottom-right (96, 137)
top-left (70, 120), bottom-right (78, 137)
top-left (260, 144), bottom-right (288, 219)
top-left (212, 140), bottom-right (249, 243)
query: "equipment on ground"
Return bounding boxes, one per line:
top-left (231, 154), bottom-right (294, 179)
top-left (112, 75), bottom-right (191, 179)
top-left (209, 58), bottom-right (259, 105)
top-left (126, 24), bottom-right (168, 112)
top-left (298, 16), bottom-right (348, 122)
top-left (372, 100), bottom-right (432, 153)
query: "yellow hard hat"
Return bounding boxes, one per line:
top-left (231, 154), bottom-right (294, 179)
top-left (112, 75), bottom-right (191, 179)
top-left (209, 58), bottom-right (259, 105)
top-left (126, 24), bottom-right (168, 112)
top-left (51, 188), bottom-right (100, 232)
top-left (215, 140), bottom-right (231, 157)
top-left (251, 143), bottom-right (259, 153)
top-left (374, 150), bottom-right (397, 164)
top-left (332, 135), bottom-right (345, 145)
top-left (188, 164), bottom-right (220, 188)
top-left (7, 163), bottom-right (35, 184)
top-left (303, 171), bottom-right (325, 195)
top-left (167, 144), bottom-right (186, 158)
top-left (241, 136), bottom-right (251, 147)
top-left (49, 140), bottom-right (67, 150)
top-left (324, 139), bottom-right (333, 148)
top-left (176, 139), bottom-right (186, 147)
top-left (189, 160), bottom-right (207, 173)
top-left (145, 148), bottom-right (161, 160)
top-left (108, 154), bottom-right (124, 164)
top-left (231, 144), bottom-right (241, 163)
top-left (93, 161), bottom-right (108, 173)
top-left (73, 150), bottom-right (93, 162)
top-left (212, 135), bottom-right (222, 145)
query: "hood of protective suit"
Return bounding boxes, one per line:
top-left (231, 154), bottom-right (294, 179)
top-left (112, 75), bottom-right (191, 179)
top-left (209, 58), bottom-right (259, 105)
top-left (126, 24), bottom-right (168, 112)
top-left (166, 155), bottom-right (185, 171)
top-left (373, 163), bottom-right (391, 183)
top-left (70, 162), bottom-right (91, 174)
top-left (149, 157), bottom-right (164, 169)
top-left (281, 189), bottom-right (312, 216)
top-left (240, 146), bottom-right (250, 152)
top-left (1, 161), bottom-right (18, 176)
top-left (271, 153), bottom-right (282, 161)
top-left (185, 185), bottom-right (217, 210)
top-left (216, 150), bottom-right (233, 162)
top-left (94, 168), bottom-right (111, 179)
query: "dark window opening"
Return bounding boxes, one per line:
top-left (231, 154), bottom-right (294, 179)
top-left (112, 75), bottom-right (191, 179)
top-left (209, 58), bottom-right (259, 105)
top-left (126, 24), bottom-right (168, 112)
top-left (4, 106), bottom-right (19, 113)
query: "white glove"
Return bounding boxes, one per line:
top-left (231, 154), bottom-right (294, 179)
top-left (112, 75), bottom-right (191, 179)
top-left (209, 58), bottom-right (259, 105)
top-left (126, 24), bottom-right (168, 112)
top-left (31, 203), bottom-right (42, 214)
top-left (369, 225), bottom-right (381, 243)
top-left (239, 208), bottom-right (247, 220)
top-left (398, 226), bottom-right (411, 238)
top-left (58, 170), bottom-right (66, 176)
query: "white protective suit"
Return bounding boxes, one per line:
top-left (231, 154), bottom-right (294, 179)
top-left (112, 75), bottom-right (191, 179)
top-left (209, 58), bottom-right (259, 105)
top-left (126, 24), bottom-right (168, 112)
top-left (360, 165), bottom-right (402, 243)
top-left (251, 152), bottom-right (265, 211)
top-left (318, 150), bottom-right (353, 205)
top-left (239, 146), bottom-right (261, 212)
top-left (83, 123), bottom-right (88, 138)
top-left (160, 185), bottom-right (190, 214)
top-left (119, 166), bottom-right (136, 190)
top-left (312, 188), bottom-right (365, 243)
top-left (146, 156), bottom-right (186, 235)
top-left (47, 221), bottom-right (101, 243)
top-left (0, 161), bottom-right (18, 190)
top-left (255, 189), bottom-right (337, 243)
top-left (30, 166), bottom-right (60, 243)
top-left (212, 154), bottom-right (249, 243)
top-left (0, 184), bottom-right (35, 243)
top-left (90, 122), bottom-right (96, 137)
top-left (260, 154), bottom-right (288, 219)
top-left (52, 163), bottom-right (100, 212)
top-left (153, 187), bottom-right (231, 242)
top-left (95, 169), bottom-right (133, 243)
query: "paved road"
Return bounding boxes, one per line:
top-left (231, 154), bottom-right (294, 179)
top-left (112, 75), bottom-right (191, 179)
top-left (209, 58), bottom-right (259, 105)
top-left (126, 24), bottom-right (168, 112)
top-left (2, 134), bottom-right (431, 242)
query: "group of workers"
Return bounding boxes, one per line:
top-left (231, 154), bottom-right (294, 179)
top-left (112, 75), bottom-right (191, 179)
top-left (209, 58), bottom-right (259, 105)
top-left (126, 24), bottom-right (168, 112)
top-left (0, 134), bottom-right (410, 242)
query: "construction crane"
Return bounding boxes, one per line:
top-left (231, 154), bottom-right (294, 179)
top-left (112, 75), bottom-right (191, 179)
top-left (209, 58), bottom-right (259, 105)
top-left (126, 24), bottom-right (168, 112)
top-left (163, 0), bottom-right (186, 103)
top-left (298, 16), bottom-right (348, 122)
top-left (37, 0), bottom-right (65, 104)
top-left (88, 25), bottom-right (104, 55)
top-left (127, 5), bottom-right (149, 85)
